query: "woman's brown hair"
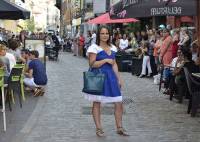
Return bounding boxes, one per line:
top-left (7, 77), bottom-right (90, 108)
top-left (96, 25), bottom-right (111, 46)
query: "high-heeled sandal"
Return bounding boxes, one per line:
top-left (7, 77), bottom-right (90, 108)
top-left (33, 88), bottom-right (41, 97)
top-left (117, 127), bottom-right (129, 136)
top-left (96, 128), bottom-right (105, 137)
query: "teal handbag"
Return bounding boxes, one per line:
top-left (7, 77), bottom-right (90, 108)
top-left (82, 68), bottom-right (105, 95)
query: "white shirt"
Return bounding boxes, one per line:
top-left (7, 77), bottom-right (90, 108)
top-left (0, 34), bottom-right (3, 41)
top-left (87, 44), bottom-right (117, 56)
top-left (119, 39), bottom-right (128, 50)
top-left (171, 57), bottom-right (183, 69)
top-left (5, 52), bottom-right (16, 70)
top-left (91, 33), bottom-right (96, 44)
top-left (171, 57), bottom-right (178, 68)
top-left (56, 35), bottom-right (62, 43)
top-left (192, 53), bottom-right (198, 62)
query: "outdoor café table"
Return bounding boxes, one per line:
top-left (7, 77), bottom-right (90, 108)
top-left (192, 73), bottom-right (200, 78)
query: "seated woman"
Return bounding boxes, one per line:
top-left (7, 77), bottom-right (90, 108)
top-left (7, 39), bottom-right (25, 63)
top-left (173, 47), bottom-right (200, 100)
top-left (0, 44), bottom-right (10, 83)
top-left (163, 49), bottom-right (183, 95)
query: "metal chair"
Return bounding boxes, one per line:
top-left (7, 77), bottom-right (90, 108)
top-left (184, 67), bottom-right (200, 117)
top-left (0, 68), bottom-right (6, 131)
top-left (7, 66), bottom-right (23, 111)
top-left (159, 65), bottom-right (164, 92)
top-left (14, 64), bottom-right (26, 101)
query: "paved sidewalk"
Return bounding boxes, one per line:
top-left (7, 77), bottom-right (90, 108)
top-left (0, 92), bottom-right (39, 142)
top-left (1, 52), bottom-right (200, 142)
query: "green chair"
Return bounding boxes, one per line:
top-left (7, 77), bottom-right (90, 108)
top-left (14, 64), bottom-right (26, 101)
top-left (7, 66), bottom-right (24, 110)
top-left (0, 68), bottom-right (6, 131)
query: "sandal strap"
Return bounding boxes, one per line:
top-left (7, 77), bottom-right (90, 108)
top-left (96, 128), bottom-right (105, 137)
top-left (117, 127), bottom-right (129, 136)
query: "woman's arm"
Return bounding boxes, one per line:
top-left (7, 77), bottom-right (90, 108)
top-left (141, 47), bottom-right (148, 54)
top-left (173, 61), bottom-right (184, 75)
top-left (88, 53), bottom-right (113, 68)
top-left (25, 69), bottom-right (33, 78)
top-left (112, 60), bottom-right (122, 87)
top-left (178, 36), bottom-right (189, 46)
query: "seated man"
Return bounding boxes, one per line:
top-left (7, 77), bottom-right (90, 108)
top-left (21, 49), bottom-right (30, 64)
top-left (24, 50), bottom-right (48, 96)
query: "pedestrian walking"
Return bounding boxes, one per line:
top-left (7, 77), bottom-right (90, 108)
top-left (72, 38), bottom-right (78, 56)
top-left (84, 26), bottom-right (129, 137)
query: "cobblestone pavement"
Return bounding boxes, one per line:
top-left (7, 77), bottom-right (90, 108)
top-left (1, 52), bottom-right (200, 142)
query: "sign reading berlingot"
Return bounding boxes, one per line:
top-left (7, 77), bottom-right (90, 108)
top-left (110, 0), bottom-right (197, 19)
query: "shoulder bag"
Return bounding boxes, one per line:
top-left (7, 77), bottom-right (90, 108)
top-left (82, 68), bottom-right (105, 95)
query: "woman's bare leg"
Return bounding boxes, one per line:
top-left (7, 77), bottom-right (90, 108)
top-left (114, 102), bottom-right (123, 128)
top-left (92, 102), bottom-right (102, 129)
top-left (114, 102), bottom-right (129, 136)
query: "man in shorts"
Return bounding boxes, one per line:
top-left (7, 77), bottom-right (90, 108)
top-left (24, 50), bottom-right (48, 96)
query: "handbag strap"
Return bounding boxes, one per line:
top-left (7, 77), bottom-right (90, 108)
top-left (89, 61), bottom-right (102, 73)
top-left (89, 61), bottom-right (95, 71)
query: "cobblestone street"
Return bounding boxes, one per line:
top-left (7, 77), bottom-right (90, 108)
top-left (1, 52), bottom-right (200, 142)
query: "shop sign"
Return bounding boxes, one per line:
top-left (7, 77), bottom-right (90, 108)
top-left (110, 0), bottom-right (197, 18)
top-left (151, 7), bottom-right (182, 16)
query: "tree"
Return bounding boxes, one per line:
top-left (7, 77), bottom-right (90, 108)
top-left (25, 16), bottom-right (35, 32)
top-left (127, 23), bottom-right (141, 33)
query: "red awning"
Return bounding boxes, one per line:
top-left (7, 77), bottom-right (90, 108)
top-left (87, 13), bottom-right (139, 24)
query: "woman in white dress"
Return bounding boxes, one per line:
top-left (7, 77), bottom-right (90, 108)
top-left (85, 26), bottom-right (129, 137)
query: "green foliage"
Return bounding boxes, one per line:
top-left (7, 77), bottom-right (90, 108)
top-left (127, 23), bottom-right (141, 33)
top-left (25, 16), bottom-right (35, 32)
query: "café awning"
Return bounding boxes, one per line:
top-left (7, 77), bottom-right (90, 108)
top-left (88, 13), bottom-right (138, 24)
top-left (110, 0), bottom-right (197, 19)
top-left (0, 0), bottom-right (30, 20)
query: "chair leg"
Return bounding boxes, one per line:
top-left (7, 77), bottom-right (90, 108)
top-left (1, 87), bottom-right (6, 131)
top-left (187, 98), bottom-right (192, 114)
top-left (11, 90), bottom-right (15, 104)
top-left (191, 97), bottom-right (198, 117)
top-left (177, 85), bottom-right (184, 104)
top-left (18, 85), bottom-right (22, 108)
top-left (169, 90), bottom-right (173, 101)
top-left (178, 95), bottom-right (183, 104)
top-left (7, 89), bottom-right (12, 111)
top-left (20, 82), bottom-right (25, 101)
